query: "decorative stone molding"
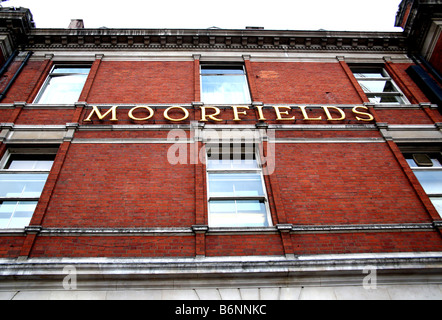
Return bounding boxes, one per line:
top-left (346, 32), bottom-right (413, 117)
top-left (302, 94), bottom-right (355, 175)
top-left (25, 29), bottom-right (408, 53)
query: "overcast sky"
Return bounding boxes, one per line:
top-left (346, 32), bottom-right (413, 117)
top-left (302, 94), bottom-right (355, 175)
top-left (3, 0), bottom-right (403, 31)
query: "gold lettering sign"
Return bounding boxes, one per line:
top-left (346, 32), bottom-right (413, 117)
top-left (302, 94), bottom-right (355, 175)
top-left (352, 106), bottom-right (374, 122)
top-left (255, 105), bottom-right (267, 121)
top-left (200, 106), bottom-right (222, 122)
top-left (83, 105), bottom-right (375, 123)
top-left (164, 106), bottom-right (190, 122)
top-left (322, 106), bottom-right (346, 121)
top-left (128, 106), bottom-right (154, 121)
top-left (84, 105), bottom-right (118, 122)
top-left (232, 106), bottom-right (249, 121)
top-left (273, 106), bottom-right (295, 120)
top-left (299, 106), bottom-right (322, 121)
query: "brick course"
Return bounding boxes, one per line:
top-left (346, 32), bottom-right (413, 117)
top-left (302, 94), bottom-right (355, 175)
top-left (30, 236), bottom-right (195, 257)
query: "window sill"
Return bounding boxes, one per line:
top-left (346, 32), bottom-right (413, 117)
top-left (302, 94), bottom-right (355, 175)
top-left (0, 228), bottom-right (26, 236)
top-left (207, 226), bottom-right (278, 234)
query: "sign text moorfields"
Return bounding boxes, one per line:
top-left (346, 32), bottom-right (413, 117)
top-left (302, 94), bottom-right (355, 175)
top-left (84, 105), bottom-right (375, 123)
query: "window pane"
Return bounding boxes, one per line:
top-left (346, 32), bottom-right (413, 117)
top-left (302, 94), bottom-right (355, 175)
top-left (413, 171), bottom-right (442, 194)
top-left (201, 66), bottom-right (245, 75)
top-left (406, 158), bottom-right (417, 167)
top-left (368, 95), bottom-right (404, 104)
top-left (0, 201), bottom-right (37, 229)
top-left (432, 158), bottom-right (442, 167)
top-left (354, 72), bottom-right (384, 78)
top-left (358, 80), bottom-right (397, 93)
top-left (406, 154), bottom-right (442, 168)
top-left (207, 158), bottom-right (258, 170)
top-left (8, 160), bottom-right (54, 170)
top-left (5, 154), bottom-right (55, 170)
top-left (209, 200), bottom-right (268, 227)
top-left (0, 201), bottom-right (15, 228)
top-left (37, 73), bottom-right (89, 104)
top-left (208, 173), bottom-right (264, 197)
top-left (52, 67), bottom-right (91, 74)
top-left (0, 174), bottom-right (48, 198)
top-left (430, 198), bottom-right (442, 216)
top-left (201, 75), bottom-right (251, 104)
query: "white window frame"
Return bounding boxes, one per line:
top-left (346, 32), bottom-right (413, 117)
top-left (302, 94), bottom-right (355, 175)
top-left (404, 151), bottom-right (442, 217)
top-left (0, 148), bottom-right (56, 229)
top-left (200, 64), bottom-right (252, 105)
top-left (352, 66), bottom-right (410, 105)
top-left (205, 144), bottom-right (272, 228)
top-left (33, 65), bottom-right (91, 104)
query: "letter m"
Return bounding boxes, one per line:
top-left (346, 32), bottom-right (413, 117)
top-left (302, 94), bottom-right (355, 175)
top-left (84, 106), bottom-right (118, 122)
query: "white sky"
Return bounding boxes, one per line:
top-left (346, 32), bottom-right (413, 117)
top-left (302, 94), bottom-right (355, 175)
top-left (3, 0), bottom-right (404, 31)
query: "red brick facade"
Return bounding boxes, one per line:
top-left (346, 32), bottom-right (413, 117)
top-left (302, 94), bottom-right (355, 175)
top-left (0, 6), bottom-right (440, 268)
top-left (0, 55), bottom-right (441, 260)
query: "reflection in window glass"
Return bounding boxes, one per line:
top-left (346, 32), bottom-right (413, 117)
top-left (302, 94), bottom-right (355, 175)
top-left (430, 198), bottom-right (442, 214)
top-left (209, 200), bottom-right (269, 227)
top-left (0, 201), bottom-right (37, 229)
top-left (207, 148), bottom-right (271, 228)
top-left (201, 66), bottom-right (251, 104)
top-left (208, 173), bottom-right (264, 197)
top-left (5, 154), bottom-right (55, 170)
top-left (405, 152), bottom-right (442, 218)
top-left (413, 171), bottom-right (442, 194)
top-left (0, 174), bottom-right (49, 198)
top-left (207, 158), bottom-right (258, 170)
top-left (0, 152), bottom-right (54, 229)
top-left (35, 66), bottom-right (90, 104)
top-left (352, 67), bottom-right (408, 104)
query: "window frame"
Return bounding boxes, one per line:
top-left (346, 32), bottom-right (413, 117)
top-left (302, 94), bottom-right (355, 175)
top-left (200, 64), bottom-right (252, 105)
top-left (351, 66), bottom-right (410, 105)
top-left (402, 147), bottom-right (442, 217)
top-left (0, 148), bottom-right (57, 229)
top-left (33, 64), bottom-right (91, 104)
top-left (205, 144), bottom-right (272, 228)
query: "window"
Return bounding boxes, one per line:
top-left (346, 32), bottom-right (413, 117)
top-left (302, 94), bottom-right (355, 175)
top-left (201, 65), bottom-right (252, 104)
top-left (34, 65), bottom-right (91, 104)
top-left (206, 145), bottom-right (271, 227)
top-left (352, 67), bottom-right (409, 104)
top-left (0, 149), bottom-right (56, 229)
top-left (404, 152), bottom-right (442, 217)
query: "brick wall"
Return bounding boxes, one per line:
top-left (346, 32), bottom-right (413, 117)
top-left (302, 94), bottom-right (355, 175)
top-left (275, 142), bottom-right (431, 225)
top-left (292, 231), bottom-right (442, 255)
top-left (15, 109), bottom-right (76, 125)
top-left (0, 58), bottom-right (441, 259)
top-left (86, 61), bottom-right (195, 104)
top-left (43, 143), bottom-right (196, 228)
top-left (206, 234), bottom-right (284, 257)
top-left (30, 236), bottom-right (195, 257)
top-left (251, 62), bottom-right (364, 104)
top-left (0, 237), bottom-right (25, 258)
top-left (0, 60), bottom-right (48, 103)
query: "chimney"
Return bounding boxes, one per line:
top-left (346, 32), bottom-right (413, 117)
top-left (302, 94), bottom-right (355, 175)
top-left (68, 19), bottom-right (84, 29)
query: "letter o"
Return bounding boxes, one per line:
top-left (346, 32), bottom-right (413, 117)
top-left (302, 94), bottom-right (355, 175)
top-left (164, 106), bottom-right (189, 122)
top-left (128, 106), bottom-right (154, 121)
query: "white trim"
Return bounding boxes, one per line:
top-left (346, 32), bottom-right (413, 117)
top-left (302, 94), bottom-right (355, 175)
top-left (0, 252), bottom-right (441, 289)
